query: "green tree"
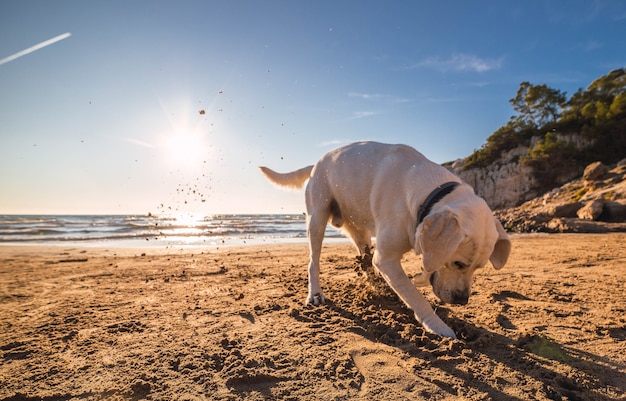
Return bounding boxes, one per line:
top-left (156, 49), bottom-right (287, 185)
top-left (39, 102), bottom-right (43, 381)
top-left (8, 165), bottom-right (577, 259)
top-left (561, 68), bottom-right (626, 122)
top-left (462, 68), bottom-right (626, 175)
top-left (521, 132), bottom-right (578, 189)
top-left (510, 82), bottom-right (567, 128)
top-left (462, 122), bottom-right (536, 170)
top-left (609, 92), bottom-right (626, 117)
top-left (586, 68), bottom-right (626, 99)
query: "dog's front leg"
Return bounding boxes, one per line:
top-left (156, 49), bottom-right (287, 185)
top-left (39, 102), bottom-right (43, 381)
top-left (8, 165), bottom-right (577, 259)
top-left (374, 251), bottom-right (456, 339)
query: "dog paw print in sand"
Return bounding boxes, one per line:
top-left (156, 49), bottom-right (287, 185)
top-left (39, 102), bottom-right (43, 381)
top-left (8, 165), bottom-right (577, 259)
top-left (348, 336), bottom-right (441, 397)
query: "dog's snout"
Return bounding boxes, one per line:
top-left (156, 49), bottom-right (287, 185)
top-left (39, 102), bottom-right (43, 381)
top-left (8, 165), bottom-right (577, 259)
top-left (451, 291), bottom-right (469, 305)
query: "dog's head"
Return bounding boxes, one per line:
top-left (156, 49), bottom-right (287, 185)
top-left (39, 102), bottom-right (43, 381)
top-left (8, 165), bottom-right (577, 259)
top-left (414, 199), bottom-right (511, 305)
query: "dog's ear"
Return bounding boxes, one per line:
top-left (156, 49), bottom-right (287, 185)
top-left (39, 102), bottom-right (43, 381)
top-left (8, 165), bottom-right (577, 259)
top-left (490, 218), bottom-right (511, 270)
top-left (418, 208), bottom-right (464, 272)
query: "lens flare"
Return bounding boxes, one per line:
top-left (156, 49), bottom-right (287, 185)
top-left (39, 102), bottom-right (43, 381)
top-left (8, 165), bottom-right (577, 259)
top-left (166, 131), bottom-right (206, 164)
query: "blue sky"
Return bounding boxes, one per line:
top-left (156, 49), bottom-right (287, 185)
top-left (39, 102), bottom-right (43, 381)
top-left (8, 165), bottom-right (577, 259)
top-left (1, 1), bottom-right (625, 215)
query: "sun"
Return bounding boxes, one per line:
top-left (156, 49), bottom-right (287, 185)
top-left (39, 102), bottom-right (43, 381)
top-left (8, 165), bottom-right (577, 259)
top-left (165, 131), bottom-right (206, 165)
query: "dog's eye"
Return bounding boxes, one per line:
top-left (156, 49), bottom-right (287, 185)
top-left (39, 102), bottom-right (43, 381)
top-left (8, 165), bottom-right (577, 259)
top-left (454, 261), bottom-right (467, 269)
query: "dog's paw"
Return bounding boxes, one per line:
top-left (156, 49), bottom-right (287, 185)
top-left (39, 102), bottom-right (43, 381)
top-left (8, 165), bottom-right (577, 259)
top-left (412, 271), bottom-right (431, 287)
top-left (306, 292), bottom-right (326, 306)
top-left (419, 314), bottom-right (457, 339)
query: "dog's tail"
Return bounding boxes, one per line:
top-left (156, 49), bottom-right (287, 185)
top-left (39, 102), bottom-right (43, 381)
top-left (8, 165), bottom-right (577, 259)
top-left (259, 165), bottom-right (314, 189)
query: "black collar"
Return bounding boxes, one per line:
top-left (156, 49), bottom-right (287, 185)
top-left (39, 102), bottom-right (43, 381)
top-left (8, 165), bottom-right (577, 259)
top-left (417, 182), bottom-right (460, 224)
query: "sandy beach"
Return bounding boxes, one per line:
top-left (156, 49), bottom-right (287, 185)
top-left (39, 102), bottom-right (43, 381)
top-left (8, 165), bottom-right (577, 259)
top-left (1, 234), bottom-right (625, 400)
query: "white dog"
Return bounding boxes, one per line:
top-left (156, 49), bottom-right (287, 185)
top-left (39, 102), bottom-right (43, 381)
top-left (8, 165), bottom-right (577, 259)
top-left (260, 141), bottom-right (510, 338)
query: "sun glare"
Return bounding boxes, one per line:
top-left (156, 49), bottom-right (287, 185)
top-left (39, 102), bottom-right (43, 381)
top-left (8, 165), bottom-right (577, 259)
top-left (173, 212), bottom-right (203, 227)
top-left (166, 131), bottom-right (206, 165)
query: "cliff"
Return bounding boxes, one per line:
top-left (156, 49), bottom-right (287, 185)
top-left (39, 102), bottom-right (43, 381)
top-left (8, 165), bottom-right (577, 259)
top-left (448, 133), bottom-right (593, 210)
top-left (444, 69), bottom-right (626, 231)
top-left (448, 146), bottom-right (537, 209)
top-left (493, 160), bottom-right (626, 233)
top-left (449, 69), bottom-right (626, 212)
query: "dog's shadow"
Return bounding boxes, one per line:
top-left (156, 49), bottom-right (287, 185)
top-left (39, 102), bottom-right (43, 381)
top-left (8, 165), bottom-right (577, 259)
top-left (316, 259), bottom-right (622, 401)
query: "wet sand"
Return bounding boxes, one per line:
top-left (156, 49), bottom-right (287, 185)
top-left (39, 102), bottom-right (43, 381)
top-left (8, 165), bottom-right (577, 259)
top-left (1, 234), bottom-right (625, 400)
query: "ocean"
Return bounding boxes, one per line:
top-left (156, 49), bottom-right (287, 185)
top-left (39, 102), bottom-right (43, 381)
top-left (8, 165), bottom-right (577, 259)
top-left (0, 214), bottom-right (344, 247)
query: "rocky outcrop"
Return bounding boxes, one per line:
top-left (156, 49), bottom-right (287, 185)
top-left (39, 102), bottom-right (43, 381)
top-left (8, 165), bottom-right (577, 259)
top-left (576, 199), bottom-right (604, 220)
top-left (495, 161), bottom-right (626, 233)
top-left (449, 133), bottom-right (595, 209)
top-left (583, 161), bottom-right (609, 182)
top-left (448, 146), bottom-right (539, 209)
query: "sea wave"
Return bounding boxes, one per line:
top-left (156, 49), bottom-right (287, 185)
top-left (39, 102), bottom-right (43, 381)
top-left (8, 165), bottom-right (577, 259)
top-left (0, 214), bottom-right (341, 246)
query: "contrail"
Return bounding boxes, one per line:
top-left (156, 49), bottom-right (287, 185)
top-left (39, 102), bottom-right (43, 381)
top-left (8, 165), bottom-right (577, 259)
top-left (0, 32), bottom-right (72, 66)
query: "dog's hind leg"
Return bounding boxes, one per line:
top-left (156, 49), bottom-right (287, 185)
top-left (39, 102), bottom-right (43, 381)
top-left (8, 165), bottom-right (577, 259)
top-left (306, 211), bottom-right (328, 305)
top-left (354, 229), bottom-right (373, 257)
top-left (328, 199), bottom-right (372, 255)
top-left (342, 224), bottom-right (372, 257)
